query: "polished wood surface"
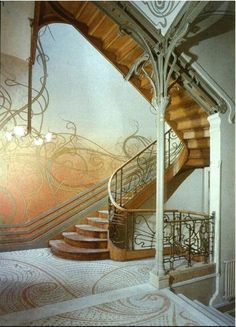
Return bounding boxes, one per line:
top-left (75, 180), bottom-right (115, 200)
top-left (49, 210), bottom-right (110, 260)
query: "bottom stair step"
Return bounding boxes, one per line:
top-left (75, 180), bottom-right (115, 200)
top-left (62, 232), bottom-right (108, 249)
top-left (49, 240), bottom-right (110, 260)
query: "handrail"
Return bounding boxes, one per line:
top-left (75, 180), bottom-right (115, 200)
top-left (108, 128), bottom-right (184, 213)
top-left (164, 209), bottom-right (210, 218)
top-left (107, 128), bottom-right (193, 257)
top-left (108, 140), bottom-right (156, 212)
top-left (122, 209), bottom-right (209, 216)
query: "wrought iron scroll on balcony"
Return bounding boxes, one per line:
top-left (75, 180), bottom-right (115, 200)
top-left (163, 210), bottom-right (215, 271)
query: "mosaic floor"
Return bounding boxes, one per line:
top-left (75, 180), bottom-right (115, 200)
top-left (0, 248), bottom-right (217, 326)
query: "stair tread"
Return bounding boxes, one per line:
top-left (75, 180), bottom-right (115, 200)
top-left (62, 232), bottom-right (107, 242)
top-left (98, 210), bottom-right (109, 214)
top-left (87, 217), bottom-right (109, 223)
top-left (49, 240), bottom-right (109, 253)
top-left (75, 224), bottom-right (108, 232)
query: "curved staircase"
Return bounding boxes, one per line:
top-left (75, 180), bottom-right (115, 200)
top-left (32, 2), bottom-right (211, 262)
top-left (49, 210), bottom-right (110, 260)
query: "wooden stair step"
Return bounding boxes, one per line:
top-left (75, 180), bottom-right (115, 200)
top-left (187, 138), bottom-right (210, 149)
top-left (49, 240), bottom-right (110, 260)
top-left (62, 232), bottom-right (108, 248)
top-left (176, 118), bottom-right (209, 130)
top-left (87, 11), bottom-right (106, 36)
top-left (167, 106), bottom-right (203, 121)
top-left (185, 158), bottom-right (210, 168)
top-left (75, 224), bottom-right (108, 238)
top-left (182, 128), bottom-right (210, 140)
top-left (189, 149), bottom-right (209, 159)
top-left (86, 217), bottom-right (109, 228)
top-left (98, 210), bottom-right (109, 218)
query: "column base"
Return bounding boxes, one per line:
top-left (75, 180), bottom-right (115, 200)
top-left (149, 271), bottom-right (169, 289)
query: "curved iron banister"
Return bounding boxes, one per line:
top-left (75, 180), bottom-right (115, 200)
top-left (108, 128), bottom-right (189, 253)
top-left (108, 128), bottom-right (185, 213)
top-left (108, 140), bottom-right (157, 212)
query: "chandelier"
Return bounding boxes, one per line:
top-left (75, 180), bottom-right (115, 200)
top-left (3, 19), bottom-right (52, 146)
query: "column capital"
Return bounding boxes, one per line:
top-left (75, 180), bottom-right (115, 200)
top-left (152, 95), bottom-right (170, 113)
top-left (207, 112), bottom-right (221, 125)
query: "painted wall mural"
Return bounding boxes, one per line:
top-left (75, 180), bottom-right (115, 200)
top-left (0, 23), bottom-right (156, 226)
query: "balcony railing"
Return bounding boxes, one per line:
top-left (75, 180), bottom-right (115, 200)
top-left (163, 210), bottom-right (215, 271)
top-left (108, 128), bottom-right (215, 270)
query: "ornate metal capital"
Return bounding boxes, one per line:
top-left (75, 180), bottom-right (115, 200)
top-left (123, 21), bottom-right (189, 108)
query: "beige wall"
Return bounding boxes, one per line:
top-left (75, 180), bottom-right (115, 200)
top-left (0, 5), bottom-right (156, 225)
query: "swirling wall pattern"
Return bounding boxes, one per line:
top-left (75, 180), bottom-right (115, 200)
top-left (143, 1), bottom-right (180, 28)
top-left (0, 29), bottom-right (153, 225)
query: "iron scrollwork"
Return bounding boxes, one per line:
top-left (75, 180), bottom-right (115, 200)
top-left (163, 210), bottom-right (215, 271)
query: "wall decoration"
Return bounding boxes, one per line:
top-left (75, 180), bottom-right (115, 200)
top-left (132, 1), bottom-right (185, 35)
top-left (0, 24), bottom-right (155, 226)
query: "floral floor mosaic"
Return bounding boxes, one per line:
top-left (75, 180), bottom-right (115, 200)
top-left (0, 248), bottom-right (219, 326)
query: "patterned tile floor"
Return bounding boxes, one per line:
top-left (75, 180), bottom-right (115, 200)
top-left (0, 248), bottom-right (217, 326)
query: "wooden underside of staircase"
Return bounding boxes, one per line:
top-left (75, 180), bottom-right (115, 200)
top-left (34, 1), bottom-right (210, 171)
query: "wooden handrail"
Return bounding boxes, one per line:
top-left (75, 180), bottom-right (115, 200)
top-left (164, 209), bottom-right (210, 218)
top-left (108, 140), bottom-right (157, 212)
top-left (110, 208), bottom-right (210, 216)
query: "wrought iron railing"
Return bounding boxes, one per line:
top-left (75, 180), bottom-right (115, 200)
top-left (163, 210), bottom-right (215, 271)
top-left (108, 128), bottom-right (185, 252)
top-left (108, 206), bottom-right (215, 270)
top-left (108, 128), bottom-right (183, 211)
top-left (108, 208), bottom-right (156, 250)
top-left (108, 127), bottom-right (215, 270)
top-left (109, 140), bottom-right (157, 209)
top-left (165, 128), bottom-right (184, 168)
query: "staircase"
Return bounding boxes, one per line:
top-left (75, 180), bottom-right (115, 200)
top-left (34, 2), bottom-right (211, 261)
top-left (35, 1), bottom-right (210, 171)
top-left (49, 210), bottom-right (110, 260)
top-left (177, 294), bottom-right (235, 326)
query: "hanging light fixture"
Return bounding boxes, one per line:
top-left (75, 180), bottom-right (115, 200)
top-left (4, 19), bottom-right (53, 145)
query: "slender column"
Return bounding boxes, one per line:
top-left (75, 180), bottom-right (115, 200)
top-left (149, 96), bottom-right (169, 288)
top-left (207, 113), bottom-right (222, 306)
top-left (121, 16), bottom-right (191, 289)
top-left (156, 96), bottom-right (169, 275)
